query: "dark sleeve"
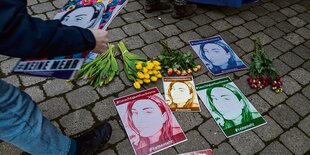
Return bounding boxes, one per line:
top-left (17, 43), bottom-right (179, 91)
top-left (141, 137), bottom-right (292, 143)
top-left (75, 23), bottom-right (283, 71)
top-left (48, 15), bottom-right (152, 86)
top-left (0, 0), bottom-right (96, 59)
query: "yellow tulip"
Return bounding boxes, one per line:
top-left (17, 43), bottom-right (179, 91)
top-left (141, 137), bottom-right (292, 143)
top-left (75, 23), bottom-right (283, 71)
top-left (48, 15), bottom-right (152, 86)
top-left (155, 73), bottom-right (162, 78)
top-left (152, 60), bottom-right (161, 66)
top-left (143, 78), bottom-right (151, 83)
top-left (146, 62), bottom-right (154, 69)
top-left (133, 81), bottom-right (141, 89)
top-left (147, 70), bottom-right (153, 75)
top-left (144, 74), bottom-right (150, 79)
top-left (137, 79), bottom-right (143, 84)
top-left (142, 67), bottom-right (148, 73)
top-left (154, 66), bottom-right (161, 70)
top-left (137, 72), bottom-right (144, 79)
top-left (135, 63), bottom-right (142, 70)
top-left (151, 76), bottom-right (158, 82)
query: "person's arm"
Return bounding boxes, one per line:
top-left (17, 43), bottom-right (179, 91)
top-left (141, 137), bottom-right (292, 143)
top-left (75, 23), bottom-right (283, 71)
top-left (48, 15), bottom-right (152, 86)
top-left (0, 0), bottom-right (96, 58)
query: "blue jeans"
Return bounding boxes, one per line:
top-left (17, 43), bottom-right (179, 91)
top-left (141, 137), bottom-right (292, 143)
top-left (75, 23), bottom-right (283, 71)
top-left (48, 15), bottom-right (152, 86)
top-left (0, 80), bottom-right (76, 155)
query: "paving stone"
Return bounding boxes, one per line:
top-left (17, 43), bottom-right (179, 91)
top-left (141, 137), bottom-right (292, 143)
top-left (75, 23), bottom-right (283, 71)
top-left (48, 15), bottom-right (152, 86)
top-left (1, 75), bottom-right (21, 88)
top-left (224, 15), bottom-right (245, 26)
top-left (259, 141), bottom-right (293, 155)
top-left (98, 149), bottom-right (116, 155)
top-left (251, 6), bottom-right (269, 17)
top-left (271, 38), bottom-right (294, 52)
top-left (108, 119), bottom-right (126, 144)
top-left (121, 11), bottom-right (144, 23)
top-left (272, 59), bottom-right (292, 76)
top-left (155, 147), bottom-right (178, 155)
top-left (121, 23), bottom-right (145, 36)
top-left (280, 8), bottom-right (298, 17)
top-left (142, 78), bottom-right (164, 94)
top-left (59, 109), bottom-right (95, 135)
top-left (139, 9), bottom-right (161, 18)
top-left (43, 79), bottom-right (74, 97)
top-left (262, 2), bottom-right (280, 11)
top-left (174, 112), bottom-right (204, 132)
top-left (92, 96), bottom-right (118, 121)
top-left (238, 11), bottom-right (258, 21)
top-left (194, 74), bottom-right (211, 84)
top-left (289, 68), bottom-right (310, 85)
top-left (293, 45), bottom-right (310, 61)
top-left (198, 119), bottom-right (226, 145)
top-left (268, 11), bottom-right (287, 22)
top-left (0, 142), bottom-right (23, 155)
top-left (220, 8), bottom-right (240, 16)
top-left (24, 86), bottom-right (45, 103)
top-left (280, 52), bottom-right (305, 69)
top-left (0, 58), bottom-right (19, 75)
top-left (305, 40), bottom-right (310, 49)
top-left (234, 69), bottom-right (249, 77)
top-left (288, 17), bottom-right (306, 28)
top-left (191, 14), bottom-right (212, 26)
top-left (175, 130), bottom-right (210, 153)
top-left (46, 10), bottom-right (58, 19)
top-left (52, 0), bottom-right (67, 9)
top-left (231, 44), bottom-right (246, 57)
top-left (195, 25), bottom-right (217, 38)
top-left (295, 27), bottom-right (310, 40)
top-left (283, 33), bottom-right (305, 46)
top-left (66, 86), bottom-right (99, 109)
top-left (142, 42), bottom-right (162, 58)
top-left (286, 93), bottom-right (310, 117)
top-left (280, 128), bottom-right (310, 155)
top-left (141, 18), bottom-right (164, 30)
top-left (230, 26), bottom-right (252, 39)
top-left (122, 35), bottom-right (145, 50)
top-left (96, 77), bottom-right (125, 98)
top-left (158, 13), bottom-right (179, 24)
top-left (179, 31), bottom-right (201, 43)
top-left (272, 0), bottom-right (290, 7)
top-left (198, 100), bottom-right (212, 119)
top-left (262, 45), bottom-right (282, 60)
top-left (298, 115), bottom-right (310, 137)
top-left (213, 143), bottom-right (238, 155)
top-left (109, 16), bottom-right (126, 28)
top-left (176, 19), bottom-right (198, 32)
top-left (256, 16), bottom-right (276, 27)
top-left (158, 25), bottom-right (181, 37)
top-left (229, 131), bottom-right (265, 155)
top-left (298, 12), bottom-right (310, 23)
top-left (0, 54), bottom-right (9, 62)
top-left (282, 75), bottom-right (302, 95)
top-left (253, 115), bottom-right (283, 142)
top-left (140, 30), bottom-right (164, 44)
top-left (31, 2), bottom-right (55, 14)
top-left (33, 14), bottom-right (47, 20)
top-left (19, 75), bottom-right (46, 87)
top-left (109, 28), bottom-right (127, 42)
top-left (119, 71), bottom-right (132, 87)
top-left (258, 86), bottom-right (288, 106)
top-left (211, 20), bottom-right (233, 31)
top-left (269, 104), bottom-right (299, 129)
top-left (275, 21), bottom-right (296, 33)
top-left (248, 94), bottom-right (271, 114)
top-left (234, 76), bottom-right (256, 96)
top-left (236, 38), bottom-right (254, 53)
top-left (263, 26), bottom-right (285, 39)
top-left (303, 60), bottom-right (310, 72)
top-left (39, 97), bottom-right (70, 120)
top-left (165, 36), bottom-right (185, 49)
top-left (27, 0), bottom-right (38, 6)
top-left (290, 4), bottom-right (307, 13)
top-left (124, 1), bottom-right (143, 12)
top-left (115, 139), bottom-right (135, 155)
top-left (243, 20), bottom-right (264, 33)
top-left (218, 31), bottom-right (238, 44)
top-left (242, 52), bottom-right (253, 65)
top-left (192, 58), bottom-right (208, 77)
top-left (206, 10), bottom-right (226, 20)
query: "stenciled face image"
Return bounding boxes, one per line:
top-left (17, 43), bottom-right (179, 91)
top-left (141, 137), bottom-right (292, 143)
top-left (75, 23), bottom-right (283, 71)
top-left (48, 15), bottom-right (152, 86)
top-left (210, 87), bottom-right (244, 120)
top-left (203, 43), bottom-right (231, 66)
top-left (61, 7), bottom-right (95, 28)
top-left (170, 82), bottom-right (192, 104)
top-left (131, 99), bottom-right (166, 137)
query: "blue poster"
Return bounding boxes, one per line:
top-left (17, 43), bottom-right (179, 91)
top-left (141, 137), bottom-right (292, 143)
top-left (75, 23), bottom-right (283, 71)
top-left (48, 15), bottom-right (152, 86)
top-left (188, 0), bottom-right (257, 8)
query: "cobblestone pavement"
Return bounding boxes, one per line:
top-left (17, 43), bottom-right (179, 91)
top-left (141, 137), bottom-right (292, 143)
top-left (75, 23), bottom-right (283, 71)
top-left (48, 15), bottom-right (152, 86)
top-left (1, 0), bottom-right (310, 154)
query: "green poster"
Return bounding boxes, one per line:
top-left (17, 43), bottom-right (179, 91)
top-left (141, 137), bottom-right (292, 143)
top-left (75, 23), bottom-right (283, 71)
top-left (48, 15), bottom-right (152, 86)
top-left (196, 77), bottom-right (267, 137)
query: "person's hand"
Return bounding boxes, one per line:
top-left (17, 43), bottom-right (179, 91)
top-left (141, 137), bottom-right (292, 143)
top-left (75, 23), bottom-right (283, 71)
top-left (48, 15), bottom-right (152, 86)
top-left (88, 29), bottom-right (109, 54)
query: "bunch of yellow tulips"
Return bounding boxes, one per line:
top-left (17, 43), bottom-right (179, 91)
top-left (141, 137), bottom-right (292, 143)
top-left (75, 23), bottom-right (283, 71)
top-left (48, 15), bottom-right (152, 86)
top-left (133, 60), bottom-right (162, 89)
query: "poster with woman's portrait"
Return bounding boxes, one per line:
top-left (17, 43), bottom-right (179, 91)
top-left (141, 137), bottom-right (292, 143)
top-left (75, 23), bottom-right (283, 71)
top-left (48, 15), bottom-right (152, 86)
top-left (178, 149), bottom-right (213, 155)
top-left (114, 88), bottom-right (187, 155)
top-left (163, 76), bottom-right (201, 112)
top-left (196, 77), bottom-right (267, 137)
top-left (189, 36), bottom-right (248, 76)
